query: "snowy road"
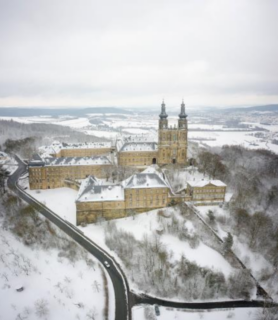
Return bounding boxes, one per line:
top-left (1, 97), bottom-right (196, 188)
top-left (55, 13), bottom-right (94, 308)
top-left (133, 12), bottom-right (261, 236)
top-left (8, 156), bottom-right (131, 320)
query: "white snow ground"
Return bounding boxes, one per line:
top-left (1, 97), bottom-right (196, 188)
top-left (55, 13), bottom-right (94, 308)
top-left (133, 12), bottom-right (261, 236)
top-left (132, 305), bottom-right (261, 320)
top-left (188, 130), bottom-right (278, 153)
top-left (0, 228), bottom-right (115, 320)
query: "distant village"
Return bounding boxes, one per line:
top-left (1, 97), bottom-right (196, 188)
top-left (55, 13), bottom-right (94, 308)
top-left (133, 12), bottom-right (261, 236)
top-left (28, 102), bottom-right (227, 225)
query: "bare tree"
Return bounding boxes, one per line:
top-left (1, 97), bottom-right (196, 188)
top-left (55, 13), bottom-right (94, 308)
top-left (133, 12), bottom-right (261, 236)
top-left (92, 280), bottom-right (101, 293)
top-left (74, 302), bottom-right (84, 309)
top-left (86, 307), bottom-right (98, 320)
top-left (255, 306), bottom-right (278, 320)
top-left (55, 282), bottom-right (64, 293)
top-left (15, 314), bottom-right (27, 320)
top-left (1, 272), bottom-right (8, 282)
top-left (35, 299), bottom-right (49, 318)
top-left (144, 305), bottom-right (156, 320)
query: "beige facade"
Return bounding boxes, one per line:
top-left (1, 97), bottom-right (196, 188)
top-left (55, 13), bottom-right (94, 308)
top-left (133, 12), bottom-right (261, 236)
top-left (187, 181), bottom-right (226, 203)
top-left (76, 187), bottom-right (170, 225)
top-left (29, 156), bottom-right (111, 190)
top-left (157, 101), bottom-right (187, 165)
top-left (76, 200), bottom-right (126, 225)
top-left (75, 167), bottom-right (180, 224)
top-left (124, 187), bottom-right (168, 209)
top-left (158, 126), bottom-right (187, 165)
top-left (118, 150), bottom-right (158, 167)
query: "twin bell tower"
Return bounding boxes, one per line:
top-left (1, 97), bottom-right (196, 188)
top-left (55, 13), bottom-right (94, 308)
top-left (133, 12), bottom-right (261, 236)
top-left (157, 100), bottom-right (188, 165)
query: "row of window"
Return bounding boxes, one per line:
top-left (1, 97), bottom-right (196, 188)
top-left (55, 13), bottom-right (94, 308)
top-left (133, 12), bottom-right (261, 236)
top-left (194, 188), bottom-right (225, 193)
top-left (126, 189), bottom-right (166, 194)
top-left (129, 196), bottom-right (167, 201)
top-left (78, 198), bottom-right (166, 209)
top-left (160, 133), bottom-right (187, 141)
top-left (120, 158), bottom-right (152, 163)
top-left (128, 199), bottom-right (166, 207)
top-left (193, 194), bottom-right (224, 199)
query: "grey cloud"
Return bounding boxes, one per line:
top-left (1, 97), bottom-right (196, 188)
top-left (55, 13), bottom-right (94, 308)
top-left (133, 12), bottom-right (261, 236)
top-left (0, 0), bottom-right (277, 107)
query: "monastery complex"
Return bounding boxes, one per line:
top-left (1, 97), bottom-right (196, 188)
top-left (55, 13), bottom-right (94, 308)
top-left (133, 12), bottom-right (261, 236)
top-left (28, 102), bottom-right (227, 224)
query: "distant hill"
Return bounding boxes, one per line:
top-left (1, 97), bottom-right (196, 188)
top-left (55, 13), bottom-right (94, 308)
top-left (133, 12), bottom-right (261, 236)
top-left (0, 107), bottom-right (133, 117)
top-left (221, 105), bottom-right (278, 113)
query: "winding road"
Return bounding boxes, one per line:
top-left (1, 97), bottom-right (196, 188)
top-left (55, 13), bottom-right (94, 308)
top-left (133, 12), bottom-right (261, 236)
top-left (7, 156), bottom-right (277, 320)
top-left (8, 156), bottom-right (131, 320)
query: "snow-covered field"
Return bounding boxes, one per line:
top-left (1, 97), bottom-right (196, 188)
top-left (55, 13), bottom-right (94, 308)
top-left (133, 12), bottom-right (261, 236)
top-left (132, 305), bottom-right (261, 320)
top-left (0, 228), bottom-right (115, 320)
top-left (2, 112), bottom-right (278, 153)
top-left (188, 130), bottom-right (278, 153)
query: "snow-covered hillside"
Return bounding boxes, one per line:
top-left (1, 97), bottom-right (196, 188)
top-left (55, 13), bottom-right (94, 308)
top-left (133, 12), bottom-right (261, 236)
top-left (0, 228), bottom-right (115, 320)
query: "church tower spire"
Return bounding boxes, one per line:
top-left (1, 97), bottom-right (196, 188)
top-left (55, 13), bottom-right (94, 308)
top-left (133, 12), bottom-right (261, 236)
top-left (179, 99), bottom-right (187, 119)
top-left (158, 99), bottom-right (168, 130)
top-left (178, 100), bottom-right (187, 129)
top-left (159, 99), bottom-right (168, 119)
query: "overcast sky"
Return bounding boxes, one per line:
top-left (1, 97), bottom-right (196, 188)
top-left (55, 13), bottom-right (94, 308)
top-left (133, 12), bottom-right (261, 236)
top-left (0, 0), bottom-right (277, 109)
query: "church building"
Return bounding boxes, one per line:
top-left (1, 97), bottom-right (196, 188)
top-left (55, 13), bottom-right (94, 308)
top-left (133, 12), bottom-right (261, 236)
top-left (117, 100), bottom-right (188, 167)
top-left (29, 101), bottom-right (189, 190)
top-left (157, 100), bottom-right (188, 165)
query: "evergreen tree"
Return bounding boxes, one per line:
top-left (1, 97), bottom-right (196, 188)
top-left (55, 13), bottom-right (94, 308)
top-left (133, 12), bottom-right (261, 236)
top-left (223, 232), bottom-right (233, 253)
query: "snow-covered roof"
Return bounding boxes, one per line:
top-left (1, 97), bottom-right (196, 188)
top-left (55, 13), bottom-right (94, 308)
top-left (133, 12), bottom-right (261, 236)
top-left (187, 180), bottom-right (226, 188)
top-left (116, 135), bottom-right (158, 152)
top-left (120, 142), bottom-right (158, 152)
top-left (28, 154), bottom-right (45, 166)
top-left (76, 166), bottom-right (172, 203)
top-left (76, 176), bottom-right (102, 200)
top-left (45, 155), bottom-right (111, 167)
top-left (123, 134), bottom-right (157, 143)
top-left (29, 155), bottom-right (111, 167)
top-left (39, 141), bottom-right (112, 155)
top-left (76, 176), bottom-right (124, 202)
top-left (122, 166), bottom-right (169, 189)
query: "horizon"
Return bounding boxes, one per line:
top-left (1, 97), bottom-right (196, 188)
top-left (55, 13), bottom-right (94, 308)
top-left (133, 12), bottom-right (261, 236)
top-left (0, 103), bottom-right (278, 111)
